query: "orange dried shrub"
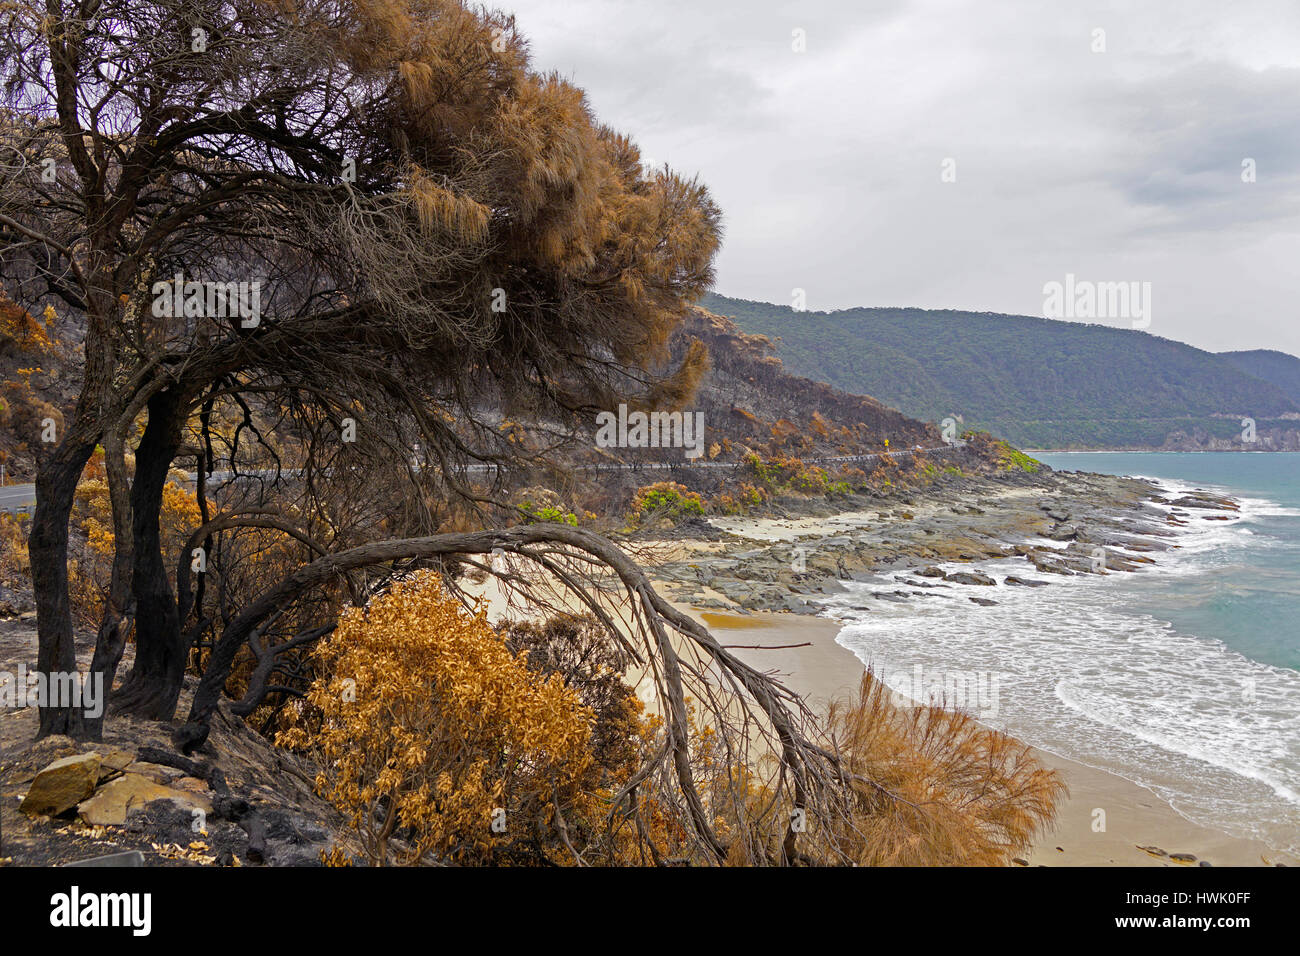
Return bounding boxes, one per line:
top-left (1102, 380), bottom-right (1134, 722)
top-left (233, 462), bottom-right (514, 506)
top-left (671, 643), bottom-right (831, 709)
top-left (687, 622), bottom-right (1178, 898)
top-left (0, 369), bottom-right (63, 456)
top-left (0, 511), bottom-right (28, 592)
top-left (769, 418), bottom-right (801, 442)
top-left (825, 672), bottom-right (1065, 866)
top-left (836, 465), bottom-right (868, 489)
top-left (711, 481), bottom-right (767, 515)
top-left (0, 293), bottom-right (58, 354)
top-left (809, 411), bottom-right (831, 438)
top-left (278, 572), bottom-right (598, 866)
top-left (500, 615), bottom-right (642, 781)
top-left (66, 449), bottom-right (201, 626)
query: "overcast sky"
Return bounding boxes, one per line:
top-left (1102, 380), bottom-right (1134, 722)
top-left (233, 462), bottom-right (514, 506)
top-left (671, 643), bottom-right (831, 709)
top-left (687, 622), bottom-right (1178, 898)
top-left (498, 0), bottom-right (1300, 356)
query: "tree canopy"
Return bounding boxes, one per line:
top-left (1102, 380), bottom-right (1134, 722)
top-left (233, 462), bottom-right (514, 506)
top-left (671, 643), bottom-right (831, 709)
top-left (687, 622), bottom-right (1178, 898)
top-left (0, 1), bottom-right (1065, 866)
top-left (2, 0), bottom-right (719, 734)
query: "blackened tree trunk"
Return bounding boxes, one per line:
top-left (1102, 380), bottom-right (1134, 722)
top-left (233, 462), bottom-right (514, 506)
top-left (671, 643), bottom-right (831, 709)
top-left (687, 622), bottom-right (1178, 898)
top-left (112, 389), bottom-right (188, 719)
top-left (30, 273), bottom-right (119, 738)
top-left (29, 430), bottom-right (98, 738)
top-left (84, 428), bottom-right (137, 738)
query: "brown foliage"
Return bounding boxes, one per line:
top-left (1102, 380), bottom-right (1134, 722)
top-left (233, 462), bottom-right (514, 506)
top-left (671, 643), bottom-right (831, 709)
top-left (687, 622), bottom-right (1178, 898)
top-left (825, 672), bottom-right (1066, 866)
top-left (3, 0), bottom-right (725, 736)
top-left (500, 615), bottom-right (643, 780)
top-left (278, 572), bottom-right (597, 866)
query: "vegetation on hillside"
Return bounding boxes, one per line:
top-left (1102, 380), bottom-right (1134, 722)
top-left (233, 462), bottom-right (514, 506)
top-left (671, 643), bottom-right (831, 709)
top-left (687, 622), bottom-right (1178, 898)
top-left (0, 290), bottom-right (68, 480)
top-left (1221, 349), bottom-right (1300, 407)
top-left (704, 293), bottom-right (1300, 449)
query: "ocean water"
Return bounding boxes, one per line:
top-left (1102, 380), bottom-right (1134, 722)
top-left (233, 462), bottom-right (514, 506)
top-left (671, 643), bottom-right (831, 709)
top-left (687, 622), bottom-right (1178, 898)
top-left (823, 452), bottom-right (1300, 855)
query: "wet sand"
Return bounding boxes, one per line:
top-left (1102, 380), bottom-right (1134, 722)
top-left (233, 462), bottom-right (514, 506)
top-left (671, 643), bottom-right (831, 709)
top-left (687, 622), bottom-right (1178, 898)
top-left (682, 605), bottom-right (1296, 868)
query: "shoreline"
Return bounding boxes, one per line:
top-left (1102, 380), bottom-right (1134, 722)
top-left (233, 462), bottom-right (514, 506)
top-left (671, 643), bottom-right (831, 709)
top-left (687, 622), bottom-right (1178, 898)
top-left (677, 604), bottom-right (1295, 867)
top-left (645, 467), bottom-right (1297, 866)
top-left (1023, 449), bottom-right (1300, 455)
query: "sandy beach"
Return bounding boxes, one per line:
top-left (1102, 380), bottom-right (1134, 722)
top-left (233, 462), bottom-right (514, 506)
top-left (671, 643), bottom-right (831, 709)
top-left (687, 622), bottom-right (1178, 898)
top-left (465, 470), bottom-right (1297, 868)
top-left (463, 468), bottom-right (1299, 867)
top-left (682, 605), bottom-right (1296, 867)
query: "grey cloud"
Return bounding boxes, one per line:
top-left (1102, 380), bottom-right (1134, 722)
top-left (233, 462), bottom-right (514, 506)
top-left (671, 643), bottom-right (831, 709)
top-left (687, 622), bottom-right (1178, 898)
top-left (500, 0), bottom-right (1300, 355)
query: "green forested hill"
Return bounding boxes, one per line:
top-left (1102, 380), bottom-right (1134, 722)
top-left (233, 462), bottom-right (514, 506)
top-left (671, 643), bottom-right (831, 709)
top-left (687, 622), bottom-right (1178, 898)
top-left (1221, 350), bottom-right (1300, 408)
top-left (702, 293), bottom-right (1300, 449)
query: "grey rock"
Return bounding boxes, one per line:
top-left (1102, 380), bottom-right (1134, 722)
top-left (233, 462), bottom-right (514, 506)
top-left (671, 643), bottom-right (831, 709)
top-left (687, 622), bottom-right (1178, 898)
top-left (945, 571), bottom-right (996, 586)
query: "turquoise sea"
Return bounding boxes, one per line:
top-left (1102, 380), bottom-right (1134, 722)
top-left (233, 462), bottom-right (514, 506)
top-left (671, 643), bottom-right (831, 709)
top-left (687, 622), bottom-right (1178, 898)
top-left (826, 452), bottom-right (1300, 855)
top-left (1036, 453), bottom-right (1300, 673)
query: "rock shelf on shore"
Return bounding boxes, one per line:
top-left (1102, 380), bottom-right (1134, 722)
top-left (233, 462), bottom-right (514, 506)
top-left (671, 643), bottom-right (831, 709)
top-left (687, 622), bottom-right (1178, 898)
top-left (649, 470), bottom-right (1238, 616)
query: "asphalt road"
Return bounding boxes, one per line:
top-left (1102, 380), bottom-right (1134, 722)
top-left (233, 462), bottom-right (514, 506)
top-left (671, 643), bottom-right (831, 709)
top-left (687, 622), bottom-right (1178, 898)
top-left (0, 443), bottom-right (967, 514)
top-left (0, 483), bottom-right (36, 514)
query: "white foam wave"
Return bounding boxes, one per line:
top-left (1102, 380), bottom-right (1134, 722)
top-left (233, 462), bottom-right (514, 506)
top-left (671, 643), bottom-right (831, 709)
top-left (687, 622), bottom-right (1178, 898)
top-left (825, 533), bottom-right (1300, 851)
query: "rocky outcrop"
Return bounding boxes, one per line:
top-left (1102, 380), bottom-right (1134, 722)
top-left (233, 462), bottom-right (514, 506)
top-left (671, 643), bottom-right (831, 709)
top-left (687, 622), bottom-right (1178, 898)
top-left (19, 753), bottom-right (102, 816)
top-left (76, 772), bottom-right (212, 827)
top-left (1168, 492), bottom-right (1239, 512)
top-left (946, 571), bottom-right (995, 586)
top-left (646, 469), bottom-right (1235, 618)
top-left (0, 648), bottom-right (354, 866)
